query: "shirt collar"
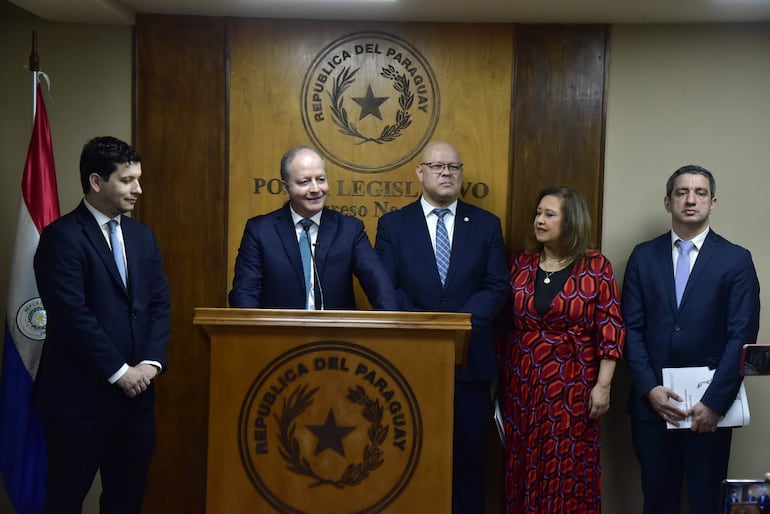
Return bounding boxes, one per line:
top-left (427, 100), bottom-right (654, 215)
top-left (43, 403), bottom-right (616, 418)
top-left (83, 198), bottom-right (121, 227)
top-left (289, 206), bottom-right (322, 227)
top-left (420, 197), bottom-right (458, 218)
top-left (670, 226), bottom-right (710, 250)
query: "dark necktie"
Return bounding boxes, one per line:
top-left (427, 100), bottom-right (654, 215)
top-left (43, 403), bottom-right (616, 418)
top-left (108, 220), bottom-right (127, 287)
top-left (675, 239), bottom-right (694, 306)
top-left (433, 208), bottom-right (451, 285)
top-left (299, 219), bottom-right (314, 309)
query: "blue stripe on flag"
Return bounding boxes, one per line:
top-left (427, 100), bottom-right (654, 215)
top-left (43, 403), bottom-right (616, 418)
top-left (0, 323), bottom-right (47, 514)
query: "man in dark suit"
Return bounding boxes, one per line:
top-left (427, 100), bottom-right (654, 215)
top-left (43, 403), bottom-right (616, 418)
top-left (374, 141), bottom-right (509, 514)
top-left (33, 136), bottom-right (171, 514)
top-left (229, 146), bottom-right (396, 310)
top-left (623, 164), bottom-right (760, 514)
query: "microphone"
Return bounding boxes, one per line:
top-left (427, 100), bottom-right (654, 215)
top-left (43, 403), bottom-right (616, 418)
top-left (302, 225), bottom-right (325, 310)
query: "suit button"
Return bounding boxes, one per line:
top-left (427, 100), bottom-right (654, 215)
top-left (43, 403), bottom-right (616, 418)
top-left (131, 312), bottom-right (137, 319)
top-left (674, 326), bottom-right (680, 332)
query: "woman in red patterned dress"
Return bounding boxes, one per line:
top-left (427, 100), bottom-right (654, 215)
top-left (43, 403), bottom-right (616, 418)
top-left (498, 186), bottom-right (625, 513)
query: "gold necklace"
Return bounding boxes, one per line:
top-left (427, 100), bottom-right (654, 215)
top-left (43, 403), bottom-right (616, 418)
top-left (541, 254), bottom-right (570, 284)
top-left (544, 256), bottom-right (568, 266)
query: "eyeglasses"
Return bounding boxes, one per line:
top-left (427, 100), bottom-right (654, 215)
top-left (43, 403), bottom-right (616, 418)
top-left (420, 162), bottom-right (463, 174)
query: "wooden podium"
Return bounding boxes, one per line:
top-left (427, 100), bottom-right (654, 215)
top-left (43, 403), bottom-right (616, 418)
top-left (193, 308), bottom-right (471, 514)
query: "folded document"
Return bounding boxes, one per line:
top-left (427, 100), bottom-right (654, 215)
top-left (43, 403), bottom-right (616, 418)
top-left (662, 366), bottom-right (749, 429)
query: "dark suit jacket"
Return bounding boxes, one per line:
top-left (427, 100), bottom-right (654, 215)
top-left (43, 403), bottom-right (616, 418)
top-left (229, 204), bottom-right (397, 310)
top-left (375, 199), bottom-right (509, 382)
top-left (33, 201), bottom-right (171, 416)
top-left (622, 230), bottom-right (760, 421)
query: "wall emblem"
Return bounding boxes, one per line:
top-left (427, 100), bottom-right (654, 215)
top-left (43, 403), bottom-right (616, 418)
top-left (239, 340), bottom-right (422, 513)
top-left (301, 31), bottom-right (440, 174)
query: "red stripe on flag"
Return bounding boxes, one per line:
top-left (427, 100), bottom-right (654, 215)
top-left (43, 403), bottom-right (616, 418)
top-left (22, 85), bottom-right (60, 233)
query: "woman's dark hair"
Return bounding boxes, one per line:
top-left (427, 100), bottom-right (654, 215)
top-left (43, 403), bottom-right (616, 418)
top-left (528, 186), bottom-right (593, 260)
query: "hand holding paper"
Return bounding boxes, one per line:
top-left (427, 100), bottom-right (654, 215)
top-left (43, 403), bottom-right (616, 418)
top-left (662, 367), bottom-right (749, 430)
top-left (688, 401), bottom-right (720, 433)
top-left (646, 385), bottom-right (688, 427)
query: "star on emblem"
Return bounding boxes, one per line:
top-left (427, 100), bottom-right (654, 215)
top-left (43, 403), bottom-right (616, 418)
top-left (306, 409), bottom-right (355, 457)
top-left (352, 84), bottom-right (389, 121)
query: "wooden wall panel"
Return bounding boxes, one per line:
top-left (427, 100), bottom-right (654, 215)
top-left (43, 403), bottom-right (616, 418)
top-left (132, 15), bottom-right (607, 514)
top-left (508, 25), bottom-right (608, 253)
top-left (229, 20), bottom-right (515, 294)
top-left (134, 15), bottom-right (228, 514)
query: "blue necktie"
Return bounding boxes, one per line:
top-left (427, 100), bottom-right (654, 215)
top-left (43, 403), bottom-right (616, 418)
top-left (299, 219), bottom-right (314, 309)
top-left (675, 239), bottom-right (694, 307)
top-left (433, 208), bottom-right (451, 285)
top-left (108, 220), bottom-right (127, 287)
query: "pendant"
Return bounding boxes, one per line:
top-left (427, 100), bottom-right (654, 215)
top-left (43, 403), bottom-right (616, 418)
top-left (543, 277), bottom-right (551, 284)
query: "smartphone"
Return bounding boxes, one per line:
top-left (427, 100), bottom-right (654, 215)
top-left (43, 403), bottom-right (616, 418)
top-left (740, 344), bottom-right (770, 376)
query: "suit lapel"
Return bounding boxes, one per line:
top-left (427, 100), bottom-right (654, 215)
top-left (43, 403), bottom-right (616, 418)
top-left (445, 201), bottom-right (471, 288)
top-left (315, 209), bottom-right (336, 275)
top-left (679, 230), bottom-right (719, 309)
top-left (403, 202), bottom-right (441, 285)
top-left (75, 203), bottom-right (128, 295)
top-left (274, 205), bottom-right (306, 293)
top-left (655, 234), bottom-right (677, 312)
top-left (121, 216), bottom-right (138, 297)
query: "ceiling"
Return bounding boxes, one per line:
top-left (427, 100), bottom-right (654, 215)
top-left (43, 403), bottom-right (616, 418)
top-left (9, 0), bottom-right (770, 25)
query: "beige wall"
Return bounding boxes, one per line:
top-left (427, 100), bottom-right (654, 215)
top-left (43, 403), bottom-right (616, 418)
top-left (0, 1), bottom-right (132, 306)
top-left (603, 23), bottom-right (770, 512)
top-left (0, 1), bottom-right (131, 511)
top-left (1, 4), bottom-right (769, 511)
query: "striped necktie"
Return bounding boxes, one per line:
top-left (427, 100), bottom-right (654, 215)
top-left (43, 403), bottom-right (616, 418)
top-left (433, 208), bottom-right (451, 285)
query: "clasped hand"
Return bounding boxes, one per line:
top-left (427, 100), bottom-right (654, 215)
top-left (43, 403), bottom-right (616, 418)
top-left (647, 385), bottom-right (719, 433)
top-left (116, 363), bottom-right (158, 398)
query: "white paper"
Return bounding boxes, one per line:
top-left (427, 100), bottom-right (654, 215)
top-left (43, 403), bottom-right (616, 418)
top-left (662, 366), bottom-right (750, 429)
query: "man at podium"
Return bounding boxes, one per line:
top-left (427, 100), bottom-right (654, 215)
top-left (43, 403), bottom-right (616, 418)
top-left (375, 141), bottom-right (509, 514)
top-left (229, 146), bottom-right (397, 310)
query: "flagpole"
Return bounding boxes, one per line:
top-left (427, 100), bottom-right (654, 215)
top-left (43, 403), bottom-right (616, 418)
top-left (0, 33), bottom-right (59, 514)
top-left (30, 30), bottom-right (39, 120)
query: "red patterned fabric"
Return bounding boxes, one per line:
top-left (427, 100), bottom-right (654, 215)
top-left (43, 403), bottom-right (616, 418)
top-left (500, 249), bottom-right (625, 513)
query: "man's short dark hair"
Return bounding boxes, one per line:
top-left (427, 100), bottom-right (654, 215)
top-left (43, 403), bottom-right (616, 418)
top-left (79, 136), bottom-right (141, 194)
top-left (665, 164), bottom-right (716, 198)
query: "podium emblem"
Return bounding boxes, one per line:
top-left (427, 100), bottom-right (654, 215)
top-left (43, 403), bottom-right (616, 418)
top-left (239, 340), bottom-right (422, 513)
